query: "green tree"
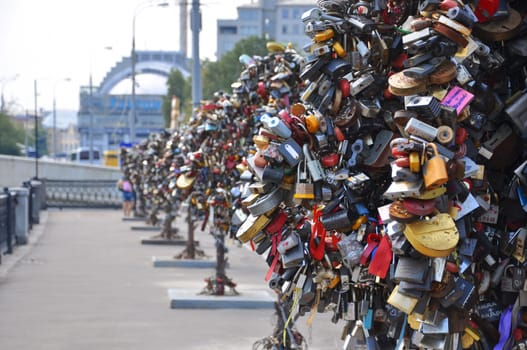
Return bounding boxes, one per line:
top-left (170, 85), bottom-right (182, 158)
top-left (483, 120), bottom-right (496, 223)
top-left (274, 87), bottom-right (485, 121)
top-left (202, 35), bottom-right (269, 99)
top-left (162, 69), bottom-right (191, 127)
top-left (164, 36), bottom-right (269, 126)
top-left (0, 112), bottom-right (25, 155)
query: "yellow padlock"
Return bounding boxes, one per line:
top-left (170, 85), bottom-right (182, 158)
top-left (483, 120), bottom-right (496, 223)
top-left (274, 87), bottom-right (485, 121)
top-left (422, 143), bottom-right (449, 190)
top-left (305, 113), bottom-right (320, 134)
top-left (253, 135), bottom-right (269, 149)
top-left (314, 28), bottom-right (334, 42)
top-left (409, 152), bottom-right (421, 173)
top-left (332, 41), bottom-right (346, 58)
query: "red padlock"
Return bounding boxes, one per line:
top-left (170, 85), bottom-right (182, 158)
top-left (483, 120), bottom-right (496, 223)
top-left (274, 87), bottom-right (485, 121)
top-left (473, 0), bottom-right (499, 23)
top-left (391, 146), bottom-right (408, 158)
top-left (334, 126), bottom-right (346, 142)
top-left (455, 127), bottom-right (468, 145)
top-left (395, 157), bottom-right (410, 168)
top-left (439, 0), bottom-right (459, 10)
top-left (338, 79), bottom-right (350, 98)
top-left (402, 198), bottom-right (436, 216)
top-left (321, 153), bottom-right (339, 168)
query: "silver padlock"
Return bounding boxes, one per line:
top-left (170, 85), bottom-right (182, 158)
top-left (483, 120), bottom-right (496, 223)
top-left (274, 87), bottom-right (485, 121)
top-left (303, 143), bottom-right (324, 182)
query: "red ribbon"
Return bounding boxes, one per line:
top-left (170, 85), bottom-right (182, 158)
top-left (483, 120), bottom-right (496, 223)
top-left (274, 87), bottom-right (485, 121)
top-left (265, 230), bottom-right (282, 282)
top-left (368, 234), bottom-right (393, 279)
top-left (359, 233), bottom-right (381, 266)
top-left (309, 206), bottom-right (326, 261)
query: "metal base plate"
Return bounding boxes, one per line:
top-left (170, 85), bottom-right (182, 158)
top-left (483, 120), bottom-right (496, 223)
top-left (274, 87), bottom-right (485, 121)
top-left (141, 238), bottom-right (197, 246)
top-left (168, 288), bottom-right (275, 309)
top-left (152, 256), bottom-right (215, 268)
top-left (131, 226), bottom-right (160, 231)
top-left (122, 217), bottom-right (146, 222)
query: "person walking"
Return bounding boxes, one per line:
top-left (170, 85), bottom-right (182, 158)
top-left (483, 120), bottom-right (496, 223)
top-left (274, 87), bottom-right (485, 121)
top-left (118, 177), bottom-right (134, 217)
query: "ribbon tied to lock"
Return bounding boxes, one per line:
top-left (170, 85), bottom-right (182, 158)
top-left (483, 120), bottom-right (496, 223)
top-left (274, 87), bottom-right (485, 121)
top-left (359, 232), bottom-right (382, 266)
top-left (310, 205), bottom-right (327, 261)
top-left (368, 234), bottom-right (393, 279)
top-left (265, 230), bottom-right (283, 282)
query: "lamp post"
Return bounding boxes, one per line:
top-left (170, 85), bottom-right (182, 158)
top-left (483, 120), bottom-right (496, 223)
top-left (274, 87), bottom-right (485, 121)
top-left (131, 1), bottom-right (169, 144)
top-left (88, 46), bottom-right (112, 164)
top-left (34, 79), bottom-right (39, 179)
top-left (1, 74), bottom-right (19, 113)
top-left (52, 78), bottom-right (71, 160)
top-left (191, 0), bottom-right (202, 107)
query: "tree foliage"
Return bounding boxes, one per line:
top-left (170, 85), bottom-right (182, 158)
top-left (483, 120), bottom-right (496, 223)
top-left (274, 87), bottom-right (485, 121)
top-left (202, 36), bottom-right (269, 99)
top-left (163, 36), bottom-right (269, 126)
top-left (0, 112), bottom-right (25, 156)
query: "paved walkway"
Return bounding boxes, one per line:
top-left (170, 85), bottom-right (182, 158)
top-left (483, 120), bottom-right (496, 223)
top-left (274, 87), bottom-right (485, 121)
top-left (0, 208), bottom-right (342, 350)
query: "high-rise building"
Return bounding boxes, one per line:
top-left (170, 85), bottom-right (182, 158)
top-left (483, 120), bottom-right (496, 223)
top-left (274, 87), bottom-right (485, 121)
top-left (216, 0), bottom-right (312, 58)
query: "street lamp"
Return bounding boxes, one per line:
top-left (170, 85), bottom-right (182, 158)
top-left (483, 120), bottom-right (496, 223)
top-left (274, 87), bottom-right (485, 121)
top-left (191, 0), bottom-right (202, 108)
top-left (131, 0), bottom-right (169, 144)
top-left (52, 78), bottom-right (71, 160)
top-left (34, 79), bottom-right (39, 179)
top-left (88, 46), bottom-right (112, 163)
top-left (1, 74), bottom-right (20, 113)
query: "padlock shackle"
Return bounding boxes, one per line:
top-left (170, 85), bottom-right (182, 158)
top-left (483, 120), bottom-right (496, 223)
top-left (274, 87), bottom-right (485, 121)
top-left (426, 142), bottom-right (439, 156)
top-left (303, 143), bottom-right (314, 162)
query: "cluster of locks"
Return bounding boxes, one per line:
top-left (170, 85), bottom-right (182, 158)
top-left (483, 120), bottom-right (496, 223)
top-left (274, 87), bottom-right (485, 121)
top-left (232, 0), bottom-right (527, 349)
top-left (121, 0), bottom-right (527, 348)
top-left (120, 44), bottom-right (307, 294)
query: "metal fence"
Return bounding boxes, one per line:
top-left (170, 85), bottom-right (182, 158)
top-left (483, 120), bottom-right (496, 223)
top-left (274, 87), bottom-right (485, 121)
top-left (44, 179), bottom-right (121, 208)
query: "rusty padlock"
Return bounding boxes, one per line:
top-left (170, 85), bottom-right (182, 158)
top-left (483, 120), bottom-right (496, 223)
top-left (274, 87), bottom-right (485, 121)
top-left (422, 143), bottom-right (448, 190)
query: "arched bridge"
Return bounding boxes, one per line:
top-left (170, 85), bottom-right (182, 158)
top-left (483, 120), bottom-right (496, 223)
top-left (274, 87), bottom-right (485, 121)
top-left (97, 50), bottom-right (190, 95)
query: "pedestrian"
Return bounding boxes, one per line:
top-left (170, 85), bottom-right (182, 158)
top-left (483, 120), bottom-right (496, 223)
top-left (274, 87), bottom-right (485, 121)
top-left (118, 177), bottom-right (134, 217)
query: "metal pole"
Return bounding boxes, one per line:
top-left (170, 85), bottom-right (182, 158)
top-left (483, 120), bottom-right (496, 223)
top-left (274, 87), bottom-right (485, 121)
top-left (191, 0), bottom-right (202, 107)
top-left (129, 1), bottom-right (169, 144)
top-left (1, 89), bottom-right (4, 113)
top-left (34, 79), bottom-right (38, 179)
top-left (130, 15), bottom-right (137, 145)
top-left (24, 110), bottom-right (29, 156)
top-left (89, 74), bottom-right (94, 163)
top-left (52, 78), bottom-right (70, 160)
top-left (179, 0), bottom-right (187, 58)
top-left (52, 96), bottom-right (57, 160)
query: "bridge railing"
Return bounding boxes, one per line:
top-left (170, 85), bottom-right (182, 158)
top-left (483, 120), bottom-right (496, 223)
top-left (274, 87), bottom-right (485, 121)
top-left (44, 179), bottom-right (121, 209)
top-left (0, 177), bottom-right (121, 265)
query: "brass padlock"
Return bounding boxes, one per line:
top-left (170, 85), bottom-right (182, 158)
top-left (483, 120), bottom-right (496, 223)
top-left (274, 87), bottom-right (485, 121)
top-left (294, 160), bottom-right (314, 200)
top-left (422, 143), bottom-right (448, 190)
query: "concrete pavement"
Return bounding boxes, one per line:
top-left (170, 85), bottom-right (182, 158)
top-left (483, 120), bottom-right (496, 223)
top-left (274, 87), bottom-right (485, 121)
top-left (0, 208), bottom-right (344, 350)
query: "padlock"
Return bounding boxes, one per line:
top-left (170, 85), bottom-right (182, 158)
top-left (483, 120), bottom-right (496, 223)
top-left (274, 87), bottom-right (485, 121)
top-left (422, 143), bottom-right (448, 191)
top-left (305, 112), bottom-right (320, 134)
top-left (277, 138), bottom-right (302, 167)
top-left (303, 143), bottom-right (324, 182)
top-left (261, 166), bottom-right (284, 184)
top-left (320, 209), bottom-right (353, 231)
top-left (501, 265), bottom-right (517, 292)
top-left (265, 116), bottom-right (292, 139)
top-left (293, 160), bottom-right (314, 200)
top-left (254, 150), bottom-right (268, 168)
top-left (281, 233), bottom-right (305, 269)
top-left (409, 152), bottom-right (421, 173)
top-left (321, 153), bottom-right (339, 168)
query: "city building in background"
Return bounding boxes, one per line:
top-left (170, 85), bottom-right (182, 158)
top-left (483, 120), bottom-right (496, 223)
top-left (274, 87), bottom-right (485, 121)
top-left (216, 0), bottom-right (312, 58)
top-left (77, 50), bottom-right (190, 153)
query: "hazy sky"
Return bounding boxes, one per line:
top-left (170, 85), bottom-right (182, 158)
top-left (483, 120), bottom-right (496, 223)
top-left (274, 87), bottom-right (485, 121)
top-left (0, 0), bottom-right (247, 114)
